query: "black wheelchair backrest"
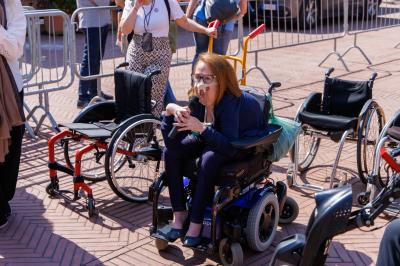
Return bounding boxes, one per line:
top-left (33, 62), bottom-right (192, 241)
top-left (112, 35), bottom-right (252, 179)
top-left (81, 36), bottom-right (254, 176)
top-left (301, 185), bottom-right (353, 266)
top-left (114, 69), bottom-right (160, 123)
top-left (322, 77), bottom-right (372, 118)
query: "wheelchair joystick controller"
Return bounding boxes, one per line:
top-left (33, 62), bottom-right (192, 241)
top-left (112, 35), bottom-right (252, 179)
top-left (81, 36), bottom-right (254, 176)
top-left (168, 96), bottom-right (200, 139)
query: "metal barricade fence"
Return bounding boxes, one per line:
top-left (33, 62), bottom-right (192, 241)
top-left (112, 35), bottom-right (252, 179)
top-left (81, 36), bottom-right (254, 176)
top-left (21, 9), bottom-right (74, 137)
top-left (342, 0), bottom-right (400, 65)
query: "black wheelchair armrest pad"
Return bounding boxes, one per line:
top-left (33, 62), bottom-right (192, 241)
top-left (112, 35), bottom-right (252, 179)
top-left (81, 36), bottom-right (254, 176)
top-left (303, 92), bottom-right (322, 113)
top-left (230, 124), bottom-right (282, 150)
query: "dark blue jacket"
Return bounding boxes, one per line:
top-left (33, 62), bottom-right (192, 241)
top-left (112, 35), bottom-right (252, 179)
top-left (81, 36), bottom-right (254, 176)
top-left (192, 91), bottom-right (268, 157)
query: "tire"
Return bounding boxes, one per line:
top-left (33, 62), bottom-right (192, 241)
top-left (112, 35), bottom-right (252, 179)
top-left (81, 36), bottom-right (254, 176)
top-left (290, 128), bottom-right (321, 172)
top-left (155, 238), bottom-right (169, 251)
top-left (63, 103), bottom-right (116, 182)
top-left (357, 102), bottom-right (384, 184)
top-left (105, 114), bottom-right (164, 203)
top-left (246, 193), bottom-right (279, 252)
top-left (299, 0), bottom-right (319, 30)
top-left (218, 238), bottom-right (244, 266)
top-left (279, 196), bottom-right (299, 224)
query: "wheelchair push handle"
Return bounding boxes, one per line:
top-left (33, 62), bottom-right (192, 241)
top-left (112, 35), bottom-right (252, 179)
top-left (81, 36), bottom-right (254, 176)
top-left (268, 82), bottom-right (281, 94)
top-left (248, 24), bottom-right (266, 39)
top-left (370, 72), bottom-right (378, 81)
top-left (208, 19), bottom-right (221, 29)
top-left (325, 67), bottom-right (335, 77)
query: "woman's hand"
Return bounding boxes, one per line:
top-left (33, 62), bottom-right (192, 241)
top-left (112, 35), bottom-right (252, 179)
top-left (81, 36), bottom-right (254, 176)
top-left (165, 104), bottom-right (190, 122)
top-left (205, 27), bottom-right (218, 39)
top-left (133, 0), bottom-right (145, 10)
top-left (174, 114), bottom-right (206, 133)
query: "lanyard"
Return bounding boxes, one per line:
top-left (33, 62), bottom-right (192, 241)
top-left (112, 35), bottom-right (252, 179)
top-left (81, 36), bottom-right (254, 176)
top-left (143, 0), bottom-right (155, 32)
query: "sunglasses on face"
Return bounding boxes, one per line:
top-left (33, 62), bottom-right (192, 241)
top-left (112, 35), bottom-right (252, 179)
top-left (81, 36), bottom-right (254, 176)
top-left (191, 74), bottom-right (216, 85)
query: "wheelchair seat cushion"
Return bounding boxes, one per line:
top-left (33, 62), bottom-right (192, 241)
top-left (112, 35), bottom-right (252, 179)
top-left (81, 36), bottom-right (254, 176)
top-left (388, 126), bottom-right (400, 141)
top-left (299, 111), bottom-right (358, 131)
top-left (59, 122), bottom-right (119, 139)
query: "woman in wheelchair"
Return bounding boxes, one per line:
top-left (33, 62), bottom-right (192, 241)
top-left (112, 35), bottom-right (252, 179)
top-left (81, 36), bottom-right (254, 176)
top-left (160, 53), bottom-right (269, 247)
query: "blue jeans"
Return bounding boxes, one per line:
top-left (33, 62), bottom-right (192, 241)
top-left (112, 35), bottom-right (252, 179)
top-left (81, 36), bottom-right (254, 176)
top-left (79, 25), bottom-right (109, 101)
top-left (192, 17), bottom-right (234, 66)
top-left (377, 219), bottom-right (400, 266)
top-left (164, 80), bottom-right (177, 107)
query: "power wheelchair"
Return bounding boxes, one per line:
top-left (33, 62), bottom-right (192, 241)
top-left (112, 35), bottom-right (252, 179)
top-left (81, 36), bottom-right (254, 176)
top-left (47, 64), bottom-right (165, 216)
top-left (357, 109), bottom-right (400, 212)
top-left (150, 83), bottom-right (299, 266)
top-left (270, 142), bottom-right (400, 266)
top-left (287, 68), bottom-right (385, 191)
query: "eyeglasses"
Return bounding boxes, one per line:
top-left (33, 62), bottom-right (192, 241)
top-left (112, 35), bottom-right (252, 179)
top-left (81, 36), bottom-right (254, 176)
top-left (191, 74), bottom-right (216, 85)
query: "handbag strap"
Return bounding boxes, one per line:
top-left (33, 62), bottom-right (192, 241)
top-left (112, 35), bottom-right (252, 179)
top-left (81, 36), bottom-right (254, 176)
top-left (163, 0), bottom-right (171, 21)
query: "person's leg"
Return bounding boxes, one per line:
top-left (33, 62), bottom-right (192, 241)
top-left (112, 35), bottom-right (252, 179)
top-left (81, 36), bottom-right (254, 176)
top-left (192, 17), bottom-right (209, 68)
top-left (161, 115), bottom-right (204, 229)
top-left (143, 38), bottom-right (172, 118)
top-left (213, 25), bottom-right (234, 56)
top-left (186, 149), bottom-right (230, 237)
top-left (377, 219), bottom-right (400, 266)
top-left (164, 80), bottom-right (177, 108)
top-left (0, 124), bottom-right (25, 219)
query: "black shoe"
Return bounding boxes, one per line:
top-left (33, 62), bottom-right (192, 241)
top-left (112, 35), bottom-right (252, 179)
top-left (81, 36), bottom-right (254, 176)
top-left (100, 92), bottom-right (113, 100)
top-left (2, 203), bottom-right (11, 218)
top-left (77, 99), bottom-right (89, 109)
top-left (0, 214), bottom-right (8, 229)
top-left (182, 235), bottom-right (203, 247)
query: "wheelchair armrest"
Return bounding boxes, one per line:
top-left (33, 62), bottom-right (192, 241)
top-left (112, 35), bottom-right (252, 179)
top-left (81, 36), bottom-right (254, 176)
top-left (230, 124), bottom-right (282, 150)
top-left (116, 62), bottom-right (129, 69)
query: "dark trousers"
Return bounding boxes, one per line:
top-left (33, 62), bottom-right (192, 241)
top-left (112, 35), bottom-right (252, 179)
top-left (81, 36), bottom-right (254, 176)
top-left (377, 219), bottom-right (400, 266)
top-left (0, 93), bottom-right (25, 216)
top-left (161, 115), bottom-right (230, 224)
top-left (78, 25), bottom-right (109, 101)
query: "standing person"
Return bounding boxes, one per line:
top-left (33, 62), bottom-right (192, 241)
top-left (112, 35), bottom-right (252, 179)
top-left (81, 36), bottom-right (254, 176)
top-left (120, 0), bottom-right (216, 118)
top-left (186, 0), bottom-right (247, 65)
top-left (76, 0), bottom-right (113, 108)
top-left (0, 0), bottom-right (26, 229)
top-left (117, 0), bottom-right (177, 108)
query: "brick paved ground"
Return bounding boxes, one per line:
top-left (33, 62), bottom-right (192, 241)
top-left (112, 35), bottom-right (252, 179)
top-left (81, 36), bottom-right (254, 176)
top-left (1, 25), bottom-right (400, 265)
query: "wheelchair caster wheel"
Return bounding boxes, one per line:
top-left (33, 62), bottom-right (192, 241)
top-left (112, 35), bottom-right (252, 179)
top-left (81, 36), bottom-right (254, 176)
top-left (155, 238), bottom-right (168, 251)
top-left (219, 238), bottom-right (243, 266)
top-left (279, 196), bottom-right (299, 224)
top-left (46, 182), bottom-right (59, 197)
top-left (286, 174), bottom-right (294, 188)
top-left (87, 198), bottom-right (96, 217)
top-left (357, 193), bottom-right (369, 206)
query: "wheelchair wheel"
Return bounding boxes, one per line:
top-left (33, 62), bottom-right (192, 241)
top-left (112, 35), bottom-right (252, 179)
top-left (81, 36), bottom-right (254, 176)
top-left (105, 114), bottom-right (164, 203)
top-left (279, 196), bottom-right (299, 224)
top-left (246, 193), bottom-right (279, 252)
top-left (357, 102), bottom-right (385, 184)
top-left (218, 238), bottom-right (243, 266)
top-left (290, 127), bottom-right (320, 172)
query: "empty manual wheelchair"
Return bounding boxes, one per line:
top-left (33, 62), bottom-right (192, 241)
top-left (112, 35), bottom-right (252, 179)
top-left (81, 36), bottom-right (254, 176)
top-left (47, 64), bottom-right (165, 216)
top-left (150, 84), bottom-right (299, 266)
top-left (287, 68), bottom-right (385, 191)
